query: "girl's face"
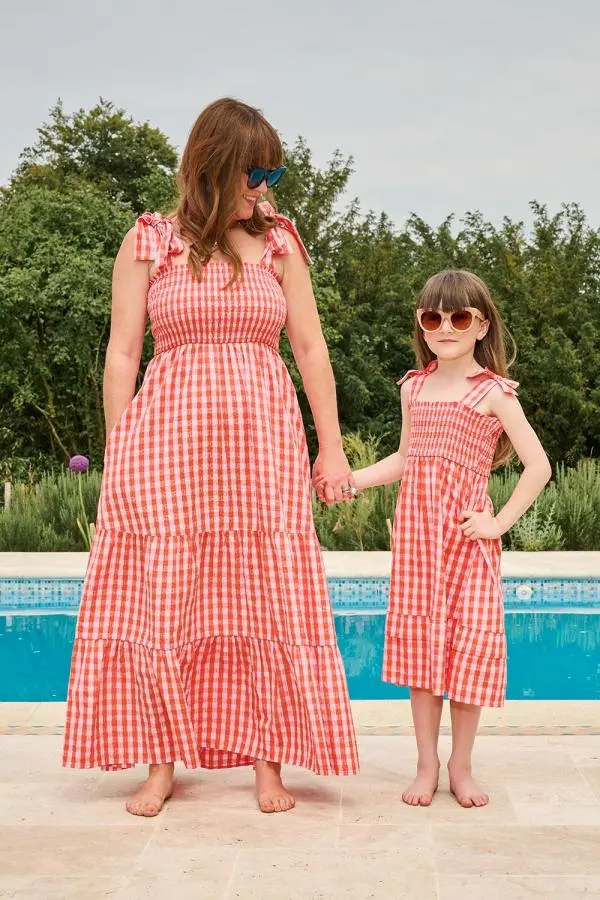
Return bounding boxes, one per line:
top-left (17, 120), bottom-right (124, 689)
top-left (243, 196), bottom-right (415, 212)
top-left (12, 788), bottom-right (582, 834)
top-left (420, 306), bottom-right (489, 362)
top-left (232, 171), bottom-right (269, 222)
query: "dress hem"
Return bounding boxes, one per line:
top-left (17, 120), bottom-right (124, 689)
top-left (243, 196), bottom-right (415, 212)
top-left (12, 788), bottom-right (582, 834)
top-left (380, 675), bottom-right (506, 708)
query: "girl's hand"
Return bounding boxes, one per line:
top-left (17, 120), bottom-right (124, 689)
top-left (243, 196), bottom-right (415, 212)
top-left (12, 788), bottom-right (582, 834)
top-left (312, 447), bottom-right (356, 505)
top-left (460, 509), bottom-right (502, 540)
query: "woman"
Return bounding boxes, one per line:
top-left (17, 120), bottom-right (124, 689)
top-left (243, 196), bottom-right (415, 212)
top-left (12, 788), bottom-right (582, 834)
top-left (63, 98), bottom-right (359, 816)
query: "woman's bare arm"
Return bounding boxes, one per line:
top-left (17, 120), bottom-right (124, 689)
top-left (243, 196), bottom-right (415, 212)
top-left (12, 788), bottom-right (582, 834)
top-left (103, 229), bottom-right (149, 437)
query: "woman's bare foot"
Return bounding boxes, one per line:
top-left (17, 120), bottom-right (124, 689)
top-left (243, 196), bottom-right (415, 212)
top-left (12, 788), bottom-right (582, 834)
top-left (448, 761), bottom-right (489, 807)
top-left (254, 760), bottom-right (295, 813)
top-left (402, 762), bottom-right (440, 806)
top-left (125, 763), bottom-right (174, 817)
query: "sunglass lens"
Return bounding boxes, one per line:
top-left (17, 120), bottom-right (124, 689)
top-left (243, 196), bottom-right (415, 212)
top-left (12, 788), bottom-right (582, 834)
top-left (450, 310), bottom-right (474, 330)
top-left (266, 166), bottom-right (286, 188)
top-left (420, 311), bottom-right (443, 331)
top-left (247, 168), bottom-right (266, 189)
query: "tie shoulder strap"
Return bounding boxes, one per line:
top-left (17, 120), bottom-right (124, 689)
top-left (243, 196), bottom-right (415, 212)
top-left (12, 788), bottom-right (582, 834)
top-left (396, 361), bottom-right (437, 407)
top-left (462, 369), bottom-right (519, 409)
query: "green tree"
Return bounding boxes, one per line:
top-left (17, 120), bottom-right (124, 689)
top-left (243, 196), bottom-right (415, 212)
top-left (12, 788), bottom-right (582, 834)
top-left (10, 98), bottom-right (178, 215)
top-left (0, 181), bottom-right (135, 467)
top-left (0, 101), bottom-right (180, 474)
top-left (2, 101), bottom-right (599, 474)
top-left (276, 137), bottom-right (356, 265)
top-left (455, 204), bottom-right (600, 461)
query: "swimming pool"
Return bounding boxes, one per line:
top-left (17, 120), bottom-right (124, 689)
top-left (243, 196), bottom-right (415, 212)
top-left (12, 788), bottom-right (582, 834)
top-left (1, 577), bottom-right (599, 701)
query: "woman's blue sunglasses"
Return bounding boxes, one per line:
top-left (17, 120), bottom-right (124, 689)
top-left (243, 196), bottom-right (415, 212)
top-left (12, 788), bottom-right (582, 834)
top-left (246, 166), bottom-right (287, 190)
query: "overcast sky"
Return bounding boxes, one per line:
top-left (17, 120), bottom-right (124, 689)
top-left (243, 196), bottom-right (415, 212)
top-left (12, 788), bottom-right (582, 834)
top-left (3, 0), bottom-right (600, 230)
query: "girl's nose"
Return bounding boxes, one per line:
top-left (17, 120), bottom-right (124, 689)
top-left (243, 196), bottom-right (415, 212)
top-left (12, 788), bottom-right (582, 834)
top-left (257, 180), bottom-right (269, 195)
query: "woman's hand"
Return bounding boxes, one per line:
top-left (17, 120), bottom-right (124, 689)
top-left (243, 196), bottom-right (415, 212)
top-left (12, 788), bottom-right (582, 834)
top-left (460, 509), bottom-right (503, 540)
top-left (312, 447), bottom-right (356, 505)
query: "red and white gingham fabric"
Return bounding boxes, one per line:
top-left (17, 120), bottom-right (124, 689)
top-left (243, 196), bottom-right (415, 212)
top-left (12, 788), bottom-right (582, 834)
top-left (63, 206), bottom-right (358, 775)
top-left (384, 360), bottom-right (519, 707)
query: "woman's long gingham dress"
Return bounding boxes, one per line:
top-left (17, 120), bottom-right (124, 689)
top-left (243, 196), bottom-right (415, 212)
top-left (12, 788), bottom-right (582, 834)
top-left (63, 208), bottom-right (359, 775)
top-left (384, 360), bottom-right (518, 707)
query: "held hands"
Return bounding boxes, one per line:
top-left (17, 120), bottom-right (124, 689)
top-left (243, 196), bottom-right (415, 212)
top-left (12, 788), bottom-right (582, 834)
top-left (312, 446), bottom-right (357, 505)
top-left (460, 509), bottom-right (503, 541)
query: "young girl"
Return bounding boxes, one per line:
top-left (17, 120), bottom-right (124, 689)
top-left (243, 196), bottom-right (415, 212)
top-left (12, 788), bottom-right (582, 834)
top-left (352, 269), bottom-right (551, 808)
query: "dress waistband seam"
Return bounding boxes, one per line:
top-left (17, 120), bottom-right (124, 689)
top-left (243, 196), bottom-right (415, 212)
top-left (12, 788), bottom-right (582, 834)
top-left (154, 340), bottom-right (279, 356)
top-left (407, 451), bottom-right (491, 474)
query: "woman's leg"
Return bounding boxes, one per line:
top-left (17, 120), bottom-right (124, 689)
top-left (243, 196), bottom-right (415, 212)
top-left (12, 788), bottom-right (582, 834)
top-left (402, 687), bottom-right (443, 806)
top-left (254, 760), bottom-right (295, 813)
top-left (125, 762), bottom-right (174, 817)
top-left (447, 700), bottom-right (489, 807)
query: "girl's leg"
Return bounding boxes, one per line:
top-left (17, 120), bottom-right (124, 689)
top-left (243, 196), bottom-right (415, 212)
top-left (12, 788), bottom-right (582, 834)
top-left (126, 762), bottom-right (174, 817)
top-left (255, 760), bottom-right (295, 813)
top-left (403, 687), bottom-right (443, 806)
top-left (447, 700), bottom-right (489, 807)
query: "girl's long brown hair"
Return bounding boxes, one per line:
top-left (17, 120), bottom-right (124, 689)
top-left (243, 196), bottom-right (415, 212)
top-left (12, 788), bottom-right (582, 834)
top-left (175, 98), bottom-right (283, 281)
top-left (414, 269), bottom-right (517, 468)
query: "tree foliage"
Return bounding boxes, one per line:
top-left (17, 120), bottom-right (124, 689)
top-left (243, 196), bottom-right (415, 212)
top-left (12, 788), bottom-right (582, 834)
top-left (11, 98), bottom-right (178, 214)
top-left (0, 181), bottom-right (134, 467)
top-left (1, 101), bottom-right (598, 475)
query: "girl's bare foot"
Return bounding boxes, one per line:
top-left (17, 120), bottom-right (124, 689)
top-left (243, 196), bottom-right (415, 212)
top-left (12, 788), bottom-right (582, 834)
top-left (448, 761), bottom-right (489, 807)
top-left (125, 763), bottom-right (174, 817)
top-left (402, 762), bottom-right (440, 806)
top-left (254, 760), bottom-right (295, 813)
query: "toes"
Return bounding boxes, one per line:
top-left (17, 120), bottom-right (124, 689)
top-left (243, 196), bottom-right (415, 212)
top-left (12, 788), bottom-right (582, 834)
top-left (259, 793), bottom-right (295, 814)
top-left (403, 777), bottom-right (437, 807)
top-left (258, 792), bottom-right (277, 813)
top-left (451, 783), bottom-right (489, 808)
top-left (126, 792), bottom-right (167, 817)
top-left (276, 794), bottom-right (294, 812)
top-left (126, 801), bottom-right (145, 817)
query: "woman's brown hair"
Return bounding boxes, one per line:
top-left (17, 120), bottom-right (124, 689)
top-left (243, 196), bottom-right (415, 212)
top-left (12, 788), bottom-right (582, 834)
top-left (414, 269), bottom-right (517, 468)
top-left (175, 98), bottom-right (283, 281)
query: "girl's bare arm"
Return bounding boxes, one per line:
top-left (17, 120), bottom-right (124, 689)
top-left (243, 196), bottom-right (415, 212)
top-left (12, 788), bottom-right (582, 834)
top-left (353, 381), bottom-right (412, 490)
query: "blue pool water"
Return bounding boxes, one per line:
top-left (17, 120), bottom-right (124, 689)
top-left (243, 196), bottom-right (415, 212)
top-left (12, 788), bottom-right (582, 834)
top-left (1, 577), bottom-right (599, 701)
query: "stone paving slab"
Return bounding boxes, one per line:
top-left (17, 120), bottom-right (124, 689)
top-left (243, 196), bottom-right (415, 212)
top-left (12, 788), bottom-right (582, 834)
top-left (1, 734), bottom-right (600, 898)
top-left (2, 700), bottom-right (599, 736)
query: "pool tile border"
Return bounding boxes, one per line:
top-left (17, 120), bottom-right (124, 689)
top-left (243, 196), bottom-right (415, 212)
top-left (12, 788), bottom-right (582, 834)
top-left (1, 575), bottom-right (599, 611)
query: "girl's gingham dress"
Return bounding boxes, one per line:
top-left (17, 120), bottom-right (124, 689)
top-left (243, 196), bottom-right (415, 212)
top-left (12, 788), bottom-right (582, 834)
top-left (63, 206), bottom-right (359, 775)
top-left (384, 360), bottom-right (519, 708)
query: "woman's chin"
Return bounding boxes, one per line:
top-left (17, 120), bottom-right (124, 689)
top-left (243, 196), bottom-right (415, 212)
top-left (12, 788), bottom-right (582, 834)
top-left (235, 203), bottom-right (256, 221)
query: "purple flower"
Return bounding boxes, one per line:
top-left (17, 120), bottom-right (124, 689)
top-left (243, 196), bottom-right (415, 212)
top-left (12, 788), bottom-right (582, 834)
top-left (69, 455), bottom-right (89, 473)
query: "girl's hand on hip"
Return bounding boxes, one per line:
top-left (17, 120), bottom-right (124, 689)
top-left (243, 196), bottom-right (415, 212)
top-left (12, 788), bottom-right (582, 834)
top-left (460, 509), bottom-right (502, 540)
top-left (312, 448), bottom-right (356, 505)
